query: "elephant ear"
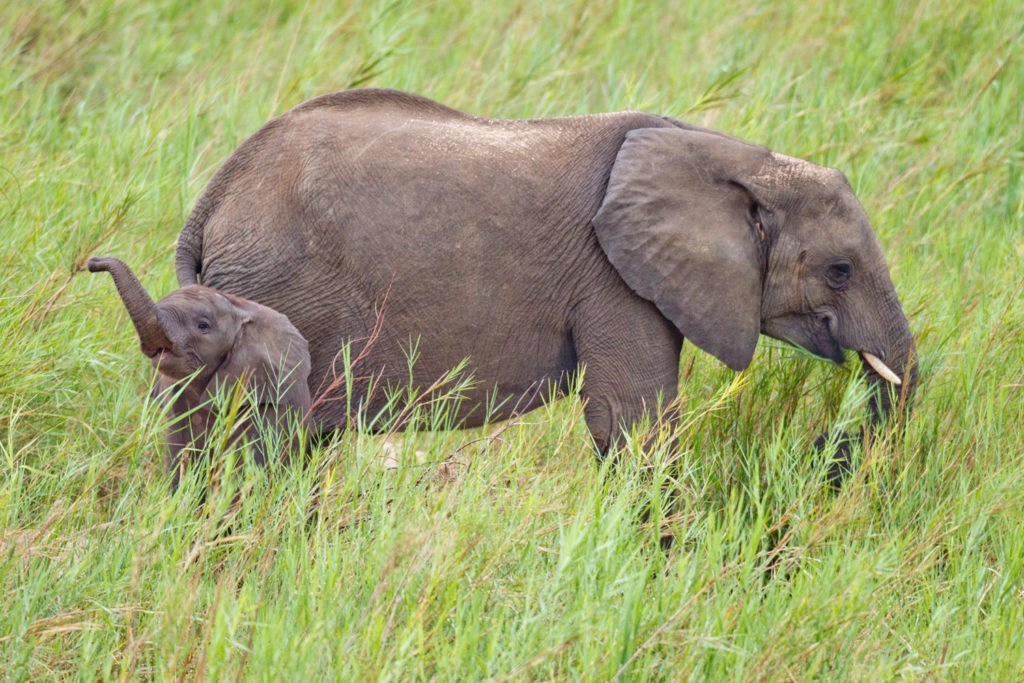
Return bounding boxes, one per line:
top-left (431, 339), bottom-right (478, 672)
top-left (212, 294), bottom-right (312, 411)
top-left (592, 127), bottom-right (771, 370)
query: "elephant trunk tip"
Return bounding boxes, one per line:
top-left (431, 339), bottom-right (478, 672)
top-left (88, 256), bottom-right (119, 273)
top-left (88, 255), bottom-right (174, 356)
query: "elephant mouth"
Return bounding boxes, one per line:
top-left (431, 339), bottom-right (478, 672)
top-left (761, 313), bottom-right (845, 364)
top-left (813, 312), bottom-right (846, 364)
top-left (150, 349), bottom-right (174, 372)
top-left (150, 347), bottom-right (197, 379)
top-left (799, 317), bottom-right (844, 364)
top-left (815, 333), bottom-right (846, 365)
top-left (809, 313), bottom-right (904, 384)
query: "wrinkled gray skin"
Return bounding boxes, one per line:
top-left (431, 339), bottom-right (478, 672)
top-left (174, 89), bottom-right (917, 468)
top-left (89, 257), bottom-right (311, 486)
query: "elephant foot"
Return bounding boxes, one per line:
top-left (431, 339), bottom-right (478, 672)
top-left (812, 430), bottom-right (859, 490)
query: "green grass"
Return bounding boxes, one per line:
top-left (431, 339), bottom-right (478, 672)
top-left (2, 0), bottom-right (1023, 678)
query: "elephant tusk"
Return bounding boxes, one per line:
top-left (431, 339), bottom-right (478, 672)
top-left (861, 352), bottom-right (902, 385)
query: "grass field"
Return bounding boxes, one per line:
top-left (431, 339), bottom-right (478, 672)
top-left (3, 0), bottom-right (1023, 679)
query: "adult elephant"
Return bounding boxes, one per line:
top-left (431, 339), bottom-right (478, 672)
top-left (175, 88), bottom-right (916, 456)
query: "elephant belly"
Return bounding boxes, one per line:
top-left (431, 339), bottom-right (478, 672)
top-left (305, 302), bottom-right (580, 432)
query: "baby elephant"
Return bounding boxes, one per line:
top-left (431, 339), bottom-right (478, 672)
top-left (89, 257), bottom-right (311, 485)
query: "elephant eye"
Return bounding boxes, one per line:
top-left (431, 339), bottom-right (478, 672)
top-left (197, 321), bottom-right (210, 332)
top-left (826, 261), bottom-right (852, 288)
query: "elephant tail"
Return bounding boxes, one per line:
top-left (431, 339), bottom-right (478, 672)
top-left (176, 147), bottom-right (246, 286)
top-left (175, 211), bottom-right (203, 286)
top-left (177, 159), bottom-right (242, 288)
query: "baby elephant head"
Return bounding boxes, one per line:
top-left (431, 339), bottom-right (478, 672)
top-left (89, 256), bottom-right (311, 474)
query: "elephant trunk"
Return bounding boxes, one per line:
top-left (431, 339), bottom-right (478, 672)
top-left (88, 257), bottom-right (173, 357)
top-left (859, 293), bottom-right (917, 429)
top-left (819, 297), bottom-right (917, 488)
top-left (860, 337), bottom-right (917, 430)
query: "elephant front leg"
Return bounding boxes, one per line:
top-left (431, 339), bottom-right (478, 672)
top-left (240, 404), bottom-right (307, 468)
top-left (572, 302), bottom-right (682, 458)
top-left (580, 376), bottom-right (679, 457)
top-left (164, 406), bottom-right (214, 490)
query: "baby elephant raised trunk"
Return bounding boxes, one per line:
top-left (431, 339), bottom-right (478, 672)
top-left (88, 257), bottom-right (173, 357)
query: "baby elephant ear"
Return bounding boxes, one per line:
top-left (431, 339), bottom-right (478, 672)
top-left (214, 294), bottom-right (312, 411)
top-left (592, 127), bottom-right (769, 370)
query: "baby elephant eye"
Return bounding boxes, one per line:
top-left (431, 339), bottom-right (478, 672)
top-left (826, 261), bottom-right (852, 288)
top-left (197, 322), bottom-right (210, 331)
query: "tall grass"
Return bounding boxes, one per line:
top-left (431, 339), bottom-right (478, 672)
top-left (2, 0), bottom-right (1023, 678)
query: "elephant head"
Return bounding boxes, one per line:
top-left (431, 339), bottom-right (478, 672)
top-left (88, 257), bottom-right (311, 406)
top-left (592, 127), bottom-right (916, 436)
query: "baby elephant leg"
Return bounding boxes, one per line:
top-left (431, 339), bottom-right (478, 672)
top-left (164, 405), bottom-right (215, 490)
top-left (239, 404), bottom-right (307, 468)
